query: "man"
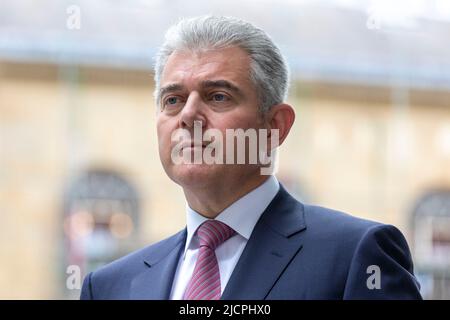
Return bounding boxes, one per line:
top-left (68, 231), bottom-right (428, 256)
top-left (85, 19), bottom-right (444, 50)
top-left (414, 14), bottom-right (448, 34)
top-left (80, 16), bottom-right (422, 300)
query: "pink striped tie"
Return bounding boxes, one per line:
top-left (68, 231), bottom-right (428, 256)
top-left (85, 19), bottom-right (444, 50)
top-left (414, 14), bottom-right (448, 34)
top-left (183, 220), bottom-right (235, 300)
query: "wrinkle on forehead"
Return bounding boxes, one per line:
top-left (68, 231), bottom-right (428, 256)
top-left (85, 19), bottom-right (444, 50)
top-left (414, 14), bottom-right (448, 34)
top-left (160, 47), bottom-right (253, 89)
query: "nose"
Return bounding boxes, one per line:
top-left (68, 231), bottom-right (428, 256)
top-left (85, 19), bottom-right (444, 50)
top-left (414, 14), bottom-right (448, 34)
top-left (179, 91), bottom-right (206, 129)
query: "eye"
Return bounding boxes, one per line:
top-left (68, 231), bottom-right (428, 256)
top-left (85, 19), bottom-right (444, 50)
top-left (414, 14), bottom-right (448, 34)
top-left (162, 96), bottom-right (184, 110)
top-left (211, 93), bottom-right (229, 102)
top-left (166, 97), bottom-right (179, 105)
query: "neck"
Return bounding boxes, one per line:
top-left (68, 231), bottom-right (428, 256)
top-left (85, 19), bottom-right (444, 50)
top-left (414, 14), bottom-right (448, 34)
top-left (184, 175), bottom-right (270, 218)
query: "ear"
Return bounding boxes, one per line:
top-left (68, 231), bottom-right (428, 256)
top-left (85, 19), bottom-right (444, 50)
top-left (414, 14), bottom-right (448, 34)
top-left (265, 103), bottom-right (296, 147)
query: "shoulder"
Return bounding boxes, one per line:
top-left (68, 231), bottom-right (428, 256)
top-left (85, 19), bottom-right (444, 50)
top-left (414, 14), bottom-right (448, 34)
top-left (302, 203), bottom-right (409, 251)
top-left (271, 185), bottom-right (387, 239)
top-left (295, 203), bottom-right (420, 298)
top-left (304, 203), bottom-right (384, 235)
top-left (95, 229), bottom-right (185, 277)
top-left (81, 229), bottom-right (186, 299)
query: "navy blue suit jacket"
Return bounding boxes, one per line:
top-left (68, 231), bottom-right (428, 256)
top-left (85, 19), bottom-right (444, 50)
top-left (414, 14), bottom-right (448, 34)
top-left (80, 185), bottom-right (422, 299)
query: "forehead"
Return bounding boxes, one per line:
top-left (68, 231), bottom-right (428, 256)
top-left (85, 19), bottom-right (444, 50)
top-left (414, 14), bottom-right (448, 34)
top-left (160, 46), bottom-right (252, 87)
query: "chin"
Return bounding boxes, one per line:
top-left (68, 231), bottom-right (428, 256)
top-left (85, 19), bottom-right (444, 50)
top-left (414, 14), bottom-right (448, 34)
top-left (170, 164), bottom-right (222, 188)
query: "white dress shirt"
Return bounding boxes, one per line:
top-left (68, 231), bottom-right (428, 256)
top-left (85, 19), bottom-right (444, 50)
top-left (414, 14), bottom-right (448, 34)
top-left (169, 175), bottom-right (280, 300)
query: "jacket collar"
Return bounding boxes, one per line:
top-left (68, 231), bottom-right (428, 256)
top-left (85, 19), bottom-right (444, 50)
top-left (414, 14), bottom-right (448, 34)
top-left (221, 184), bottom-right (307, 299)
top-left (130, 229), bottom-right (186, 299)
top-left (132, 184), bottom-right (306, 300)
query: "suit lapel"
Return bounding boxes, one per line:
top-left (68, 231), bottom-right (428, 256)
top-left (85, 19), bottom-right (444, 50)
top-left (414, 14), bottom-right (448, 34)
top-left (221, 185), bottom-right (306, 300)
top-left (130, 229), bottom-right (186, 299)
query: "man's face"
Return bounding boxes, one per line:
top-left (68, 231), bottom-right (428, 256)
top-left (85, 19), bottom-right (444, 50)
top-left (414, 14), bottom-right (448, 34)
top-left (156, 46), bottom-right (266, 189)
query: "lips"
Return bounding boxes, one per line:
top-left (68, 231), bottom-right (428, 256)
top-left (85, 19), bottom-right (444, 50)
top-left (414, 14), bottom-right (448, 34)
top-left (180, 141), bottom-right (208, 150)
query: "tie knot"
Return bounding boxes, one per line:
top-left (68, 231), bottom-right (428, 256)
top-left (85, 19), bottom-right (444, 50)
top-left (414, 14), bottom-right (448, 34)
top-left (196, 220), bottom-right (235, 250)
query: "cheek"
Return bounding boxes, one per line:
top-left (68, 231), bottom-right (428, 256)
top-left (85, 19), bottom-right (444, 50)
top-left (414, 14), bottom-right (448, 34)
top-left (156, 124), bottom-right (163, 144)
top-left (219, 117), bottom-right (260, 132)
top-left (156, 122), bottom-right (172, 152)
top-left (211, 109), bottom-right (260, 130)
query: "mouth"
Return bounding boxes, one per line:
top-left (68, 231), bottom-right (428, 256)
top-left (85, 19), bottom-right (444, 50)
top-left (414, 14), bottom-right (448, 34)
top-left (180, 141), bottom-right (208, 150)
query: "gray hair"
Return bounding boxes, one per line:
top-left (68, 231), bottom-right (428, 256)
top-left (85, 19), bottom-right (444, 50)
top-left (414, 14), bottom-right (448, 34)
top-left (154, 15), bottom-right (289, 113)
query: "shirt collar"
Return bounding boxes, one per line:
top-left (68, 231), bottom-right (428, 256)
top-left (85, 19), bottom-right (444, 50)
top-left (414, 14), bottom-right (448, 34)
top-left (184, 175), bottom-right (280, 254)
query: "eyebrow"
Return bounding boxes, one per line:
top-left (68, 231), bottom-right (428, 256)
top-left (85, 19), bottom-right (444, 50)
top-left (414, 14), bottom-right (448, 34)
top-left (200, 80), bottom-right (242, 96)
top-left (159, 83), bottom-right (184, 100)
top-left (158, 80), bottom-right (243, 100)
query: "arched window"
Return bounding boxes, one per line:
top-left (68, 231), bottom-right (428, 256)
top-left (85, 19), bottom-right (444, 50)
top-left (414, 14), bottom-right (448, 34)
top-left (412, 190), bottom-right (450, 299)
top-left (63, 169), bottom-right (140, 282)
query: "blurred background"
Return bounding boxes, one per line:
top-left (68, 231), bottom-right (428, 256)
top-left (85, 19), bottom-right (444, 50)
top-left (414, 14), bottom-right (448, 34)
top-left (1, 0), bottom-right (450, 299)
